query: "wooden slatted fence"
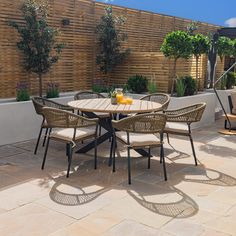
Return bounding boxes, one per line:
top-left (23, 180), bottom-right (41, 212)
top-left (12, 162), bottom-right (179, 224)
top-left (0, 0), bottom-right (223, 98)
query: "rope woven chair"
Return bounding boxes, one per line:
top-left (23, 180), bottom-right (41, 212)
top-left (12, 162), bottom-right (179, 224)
top-left (32, 97), bottom-right (74, 155)
top-left (164, 103), bottom-right (206, 165)
top-left (74, 90), bottom-right (105, 100)
top-left (41, 107), bottom-right (99, 178)
top-left (74, 91), bottom-right (110, 135)
top-left (111, 113), bottom-right (167, 184)
top-left (140, 93), bottom-right (170, 111)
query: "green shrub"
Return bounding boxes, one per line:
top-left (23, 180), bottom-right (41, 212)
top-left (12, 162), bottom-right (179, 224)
top-left (46, 82), bottom-right (59, 98)
top-left (226, 72), bottom-right (236, 89)
top-left (176, 78), bottom-right (186, 97)
top-left (181, 76), bottom-right (196, 96)
top-left (148, 81), bottom-right (158, 94)
top-left (127, 75), bottom-right (148, 93)
top-left (16, 82), bottom-right (30, 101)
top-left (92, 84), bottom-right (109, 93)
top-left (220, 75), bottom-right (227, 90)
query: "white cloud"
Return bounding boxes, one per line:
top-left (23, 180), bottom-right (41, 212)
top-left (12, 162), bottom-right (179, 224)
top-left (102, 0), bottom-right (114, 2)
top-left (225, 17), bottom-right (236, 27)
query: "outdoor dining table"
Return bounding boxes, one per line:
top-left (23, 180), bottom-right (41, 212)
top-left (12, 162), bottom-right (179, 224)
top-left (68, 98), bottom-right (162, 155)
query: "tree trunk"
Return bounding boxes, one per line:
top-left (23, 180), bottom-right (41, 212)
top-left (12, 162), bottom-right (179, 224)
top-left (196, 56), bottom-right (199, 93)
top-left (171, 58), bottom-right (177, 96)
top-left (38, 73), bottom-right (43, 97)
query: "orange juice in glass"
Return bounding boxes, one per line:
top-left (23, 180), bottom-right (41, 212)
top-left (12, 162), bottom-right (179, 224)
top-left (126, 97), bottom-right (133, 105)
top-left (115, 88), bottom-right (123, 104)
top-left (120, 98), bottom-right (127, 104)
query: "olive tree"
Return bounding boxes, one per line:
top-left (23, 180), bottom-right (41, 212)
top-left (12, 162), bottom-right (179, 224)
top-left (10, 0), bottom-right (64, 97)
top-left (96, 6), bottom-right (130, 85)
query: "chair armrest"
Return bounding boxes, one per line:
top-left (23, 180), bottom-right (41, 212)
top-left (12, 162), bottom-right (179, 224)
top-left (71, 113), bottom-right (99, 128)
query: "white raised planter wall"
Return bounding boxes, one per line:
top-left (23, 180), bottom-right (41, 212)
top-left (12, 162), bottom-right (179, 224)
top-left (168, 93), bottom-right (216, 129)
top-left (0, 92), bottom-right (217, 146)
top-left (0, 95), bottom-right (74, 146)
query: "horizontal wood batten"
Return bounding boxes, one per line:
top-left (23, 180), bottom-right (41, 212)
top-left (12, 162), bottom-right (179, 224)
top-left (0, 0), bottom-right (223, 98)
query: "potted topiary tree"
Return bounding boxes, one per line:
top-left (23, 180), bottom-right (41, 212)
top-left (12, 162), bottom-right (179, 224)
top-left (191, 34), bottom-right (210, 92)
top-left (96, 6), bottom-right (130, 86)
top-left (161, 30), bottom-right (193, 96)
top-left (216, 36), bottom-right (233, 62)
top-left (9, 0), bottom-right (64, 97)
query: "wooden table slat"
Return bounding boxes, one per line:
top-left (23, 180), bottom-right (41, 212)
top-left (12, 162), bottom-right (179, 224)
top-left (68, 98), bottom-right (162, 114)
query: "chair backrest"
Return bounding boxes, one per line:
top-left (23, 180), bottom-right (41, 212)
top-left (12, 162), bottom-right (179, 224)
top-left (32, 96), bottom-right (73, 113)
top-left (140, 93), bottom-right (170, 111)
top-left (41, 97), bottom-right (73, 111)
top-left (32, 97), bottom-right (44, 116)
top-left (166, 103), bottom-right (206, 123)
top-left (42, 107), bottom-right (98, 128)
top-left (112, 113), bottom-right (167, 134)
top-left (74, 91), bottom-right (105, 100)
top-left (191, 103), bottom-right (206, 122)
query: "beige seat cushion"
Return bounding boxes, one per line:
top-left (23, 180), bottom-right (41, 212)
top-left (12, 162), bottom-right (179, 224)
top-left (231, 92), bottom-right (236, 115)
top-left (164, 122), bottom-right (189, 135)
top-left (50, 127), bottom-right (95, 142)
top-left (116, 131), bottom-right (161, 147)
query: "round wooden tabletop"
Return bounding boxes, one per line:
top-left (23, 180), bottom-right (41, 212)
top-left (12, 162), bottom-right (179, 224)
top-left (68, 98), bottom-right (162, 114)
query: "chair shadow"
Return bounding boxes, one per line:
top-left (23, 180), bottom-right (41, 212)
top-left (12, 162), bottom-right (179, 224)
top-left (199, 143), bottom-right (236, 158)
top-left (32, 148), bottom-right (236, 219)
top-left (183, 167), bottom-right (236, 186)
top-left (127, 186), bottom-right (199, 218)
top-left (49, 182), bottom-right (108, 206)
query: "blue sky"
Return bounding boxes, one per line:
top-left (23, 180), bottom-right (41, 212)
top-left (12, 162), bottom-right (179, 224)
top-left (96, 0), bottom-right (236, 27)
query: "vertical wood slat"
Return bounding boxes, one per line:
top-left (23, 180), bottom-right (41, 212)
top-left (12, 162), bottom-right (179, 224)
top-left (0, 0), bottom-right (223, 98)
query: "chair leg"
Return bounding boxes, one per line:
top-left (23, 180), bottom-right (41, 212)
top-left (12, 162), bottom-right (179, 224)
top-left (66, 143), bottom-right (70, 161)
top-left (224, 119), bottom-right (228, 129)
top-left (148, 148), bottom-right (151, 169)
top-left (67, 143), bottom-right (73, 178)
top-left (99, 125), bottom-right (102, 136)
top-left (34, 126), bottom-right (43, 155)
top-left (42, 128), bottom-right (48, 147)
top-left (109, 136), bottom-right (114, 167)
top-left (160, 146), bottom-right (163, 164)
top-left (189, 134), bottom-right (198, 166)
top-left (160, 144), bottom-right (167, 181)
top-left (166, 133), bottom-right (170, 144)
top-left (94, 137), bottom-right (98, 170)
top-left (127, 147), bottom-right (131, 184)
top-left (41, 136), bottom-right (50, 170)
top-left (112, 136), bottom-right (116, 172)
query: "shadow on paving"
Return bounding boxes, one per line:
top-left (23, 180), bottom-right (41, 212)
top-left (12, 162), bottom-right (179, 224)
top-left (1, 137), bottom-right (236, 220)
top-left (44, 159), bottom-right (236, 219)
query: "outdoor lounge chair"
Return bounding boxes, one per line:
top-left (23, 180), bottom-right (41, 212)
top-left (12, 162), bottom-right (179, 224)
top-left (111, 113), bottom-right (167, 184)
top-left (32, 97), bottom-right (74, 155)
top-left (41, 107), bottom-right (99, 177)
top-left (164, 103), bottom-right (206, 166)
top-left (140, 93), bottom-right (170, 111)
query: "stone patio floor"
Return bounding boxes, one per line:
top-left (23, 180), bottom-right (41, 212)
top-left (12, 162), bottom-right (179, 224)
top-left (0, 119), bottom-right (236, 236)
